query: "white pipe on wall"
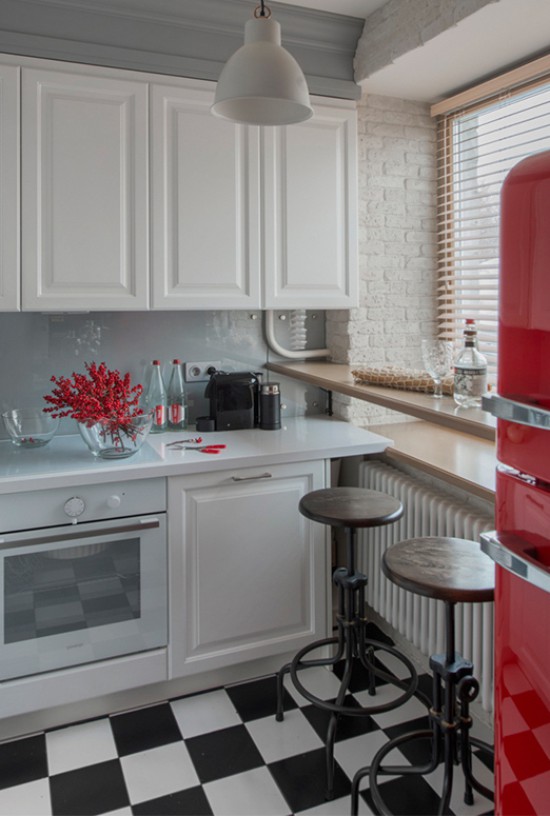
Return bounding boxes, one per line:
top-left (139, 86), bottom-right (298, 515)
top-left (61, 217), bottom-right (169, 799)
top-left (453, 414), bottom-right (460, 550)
top-left (264, 310), bottom-right (329, 359)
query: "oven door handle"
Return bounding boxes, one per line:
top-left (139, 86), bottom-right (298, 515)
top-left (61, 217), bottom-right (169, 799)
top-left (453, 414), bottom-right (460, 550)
top-left (0, 518), bottom-right (161, 550)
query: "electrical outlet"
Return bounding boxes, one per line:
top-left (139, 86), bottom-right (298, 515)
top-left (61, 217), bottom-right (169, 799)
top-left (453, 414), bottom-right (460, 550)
top-left (184, 361), bottom-right (220, 382)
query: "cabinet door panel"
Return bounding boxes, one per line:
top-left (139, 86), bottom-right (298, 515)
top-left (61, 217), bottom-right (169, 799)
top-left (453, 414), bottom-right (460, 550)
top-left (151, 84), bottom-right (261, 309)
top-left (263, 100), bottom-right (358, 309)
top-left (169, 461), bottom-right (326, 677)
top-left (22, 69), bottom-right (148, 310)
top-left (0, 64), bottom-right (19, 311)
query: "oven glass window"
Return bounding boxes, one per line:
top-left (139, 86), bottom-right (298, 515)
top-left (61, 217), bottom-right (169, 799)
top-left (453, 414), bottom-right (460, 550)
top-left (4, 538), bottom-right (140, 643)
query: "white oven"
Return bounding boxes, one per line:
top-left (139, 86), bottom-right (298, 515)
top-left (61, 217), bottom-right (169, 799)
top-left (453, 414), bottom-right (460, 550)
top-left (0, 478), bottom-right (167, 681)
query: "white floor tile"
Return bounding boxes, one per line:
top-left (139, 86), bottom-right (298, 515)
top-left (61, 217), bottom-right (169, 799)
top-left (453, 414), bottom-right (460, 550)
top-left (0, 778), bottom-right (51, 816)
top-left (46, 718), bottom-right (118, 774)
top-left (171, 689), bottom-right (241, 738)
top-left (355, 684), bottom-right (429, 729)
top-left (296, 794), bottom-right (375, 815)
top-left (204, 766), bottom-right (289, 816)
top-left (375, 648), bottom-right (420, 682)
top-left (284, 665), bottom-right (344, 707)
top-left (424, 752), bottom-right (494, 816)
top-left (246, 708), bottom-right (323, 763)
top-left (103, 809), bottom-right (133, 816)
top-left (121, 741), bottom-right (199, 804)
top-left (333, 730), bottom-right (408, 784)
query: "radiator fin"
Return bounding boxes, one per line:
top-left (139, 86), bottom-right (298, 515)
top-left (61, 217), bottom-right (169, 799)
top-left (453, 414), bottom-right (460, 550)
top-left (359, 461), bottom-right (495, 712)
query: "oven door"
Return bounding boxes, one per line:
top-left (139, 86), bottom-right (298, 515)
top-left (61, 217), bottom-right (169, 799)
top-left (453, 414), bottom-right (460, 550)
top-left (0, 514), bottom-right (167, 680)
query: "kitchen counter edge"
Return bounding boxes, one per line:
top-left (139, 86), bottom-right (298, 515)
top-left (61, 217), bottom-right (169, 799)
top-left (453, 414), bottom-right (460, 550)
top-left (0, 416), bottom-right (392, 495)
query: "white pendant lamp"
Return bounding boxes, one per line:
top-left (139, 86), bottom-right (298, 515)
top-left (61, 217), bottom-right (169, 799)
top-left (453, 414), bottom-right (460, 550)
top-left (212, 1), bottom-right (313, 126)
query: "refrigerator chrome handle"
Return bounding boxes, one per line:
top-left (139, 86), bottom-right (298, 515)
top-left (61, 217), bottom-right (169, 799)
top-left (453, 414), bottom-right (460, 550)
top-left (481, 530), bottom-right (550, 594)
top-left (482, 393), bottom-right (550, 430)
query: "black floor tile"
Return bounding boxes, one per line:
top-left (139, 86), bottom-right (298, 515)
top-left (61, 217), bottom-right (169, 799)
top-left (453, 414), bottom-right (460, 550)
top-left (332, 653), bottom-right (396, 693)
top-left (269, 747), bottom-right (351, 812)
top-left (110, 702), bottom-right (182, 756)
top-left (416, 671), bottom-right (436, 705)
top-left (383, 716), bottom-right (434, 767)
top-left (361, 772), bottom-right (454, 816)
top-left (132, 786), bottom-right (214, 816)
top-left (49, 759), bottom-right (129, 816)
top-left (185, 724), bottom-right (264, 784)
top-left (301, 694), bottom-right (380, 742)
top-left (0, 733), bottom-right (48, 790)
top-left (226, 674), bottom-right (297, 722)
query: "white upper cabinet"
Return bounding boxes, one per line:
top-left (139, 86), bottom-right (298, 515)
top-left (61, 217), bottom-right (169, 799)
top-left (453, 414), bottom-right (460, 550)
top-left (2, 56), bottom-right (358, 312)
top-left (151, 82), bottom-right (261, 309)
top-left (0, 64), bottom-right (20, 312)
top-left (263, 99), bottom-right (358, 310)
top-left (152, 84), bottom-right (358, 310)
top-left (21, 67), bottom-right (149, 311)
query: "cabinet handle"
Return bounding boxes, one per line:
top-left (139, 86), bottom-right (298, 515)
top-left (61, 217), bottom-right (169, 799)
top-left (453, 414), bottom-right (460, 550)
top-left (231, 472), bottom-right (272, 482)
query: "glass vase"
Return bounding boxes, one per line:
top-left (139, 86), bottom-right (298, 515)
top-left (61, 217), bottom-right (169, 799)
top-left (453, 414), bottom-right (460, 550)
top-left (78, 414), bottom-right (153, 459)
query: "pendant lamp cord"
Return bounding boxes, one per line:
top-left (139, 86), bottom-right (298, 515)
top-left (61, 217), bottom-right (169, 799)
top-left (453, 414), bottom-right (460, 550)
top-left (254, 1), bottom-right (271, 19)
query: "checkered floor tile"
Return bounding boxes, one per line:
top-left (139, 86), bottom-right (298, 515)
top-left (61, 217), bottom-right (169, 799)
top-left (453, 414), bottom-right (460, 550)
top-left (0, 631), bottom-right (495, 815)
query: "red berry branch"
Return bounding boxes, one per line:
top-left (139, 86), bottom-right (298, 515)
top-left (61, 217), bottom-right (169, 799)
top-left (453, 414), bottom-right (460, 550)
top-left (44, 362), bottom-right (144, 438)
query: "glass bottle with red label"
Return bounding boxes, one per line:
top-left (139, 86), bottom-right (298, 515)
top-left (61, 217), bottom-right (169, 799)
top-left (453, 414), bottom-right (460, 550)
top-left (147, 360), bottom-right (167, 433)
top-left (167, 359), bottom-right (187, 431)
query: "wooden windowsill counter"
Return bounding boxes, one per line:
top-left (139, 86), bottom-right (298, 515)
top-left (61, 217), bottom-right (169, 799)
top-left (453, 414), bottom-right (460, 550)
top-left (266, 361), bottom-right (495, 441)
top-left (368, 421), bottom-right (496, 502)
top-left (266, 361), bottom-right (497, 500)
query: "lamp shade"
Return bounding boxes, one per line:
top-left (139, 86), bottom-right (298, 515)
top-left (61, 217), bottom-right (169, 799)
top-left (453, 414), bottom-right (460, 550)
top-left (212, 16), bottom-right (313, 126)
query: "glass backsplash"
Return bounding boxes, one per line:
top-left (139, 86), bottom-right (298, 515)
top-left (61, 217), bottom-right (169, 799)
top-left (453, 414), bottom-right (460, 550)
top-left (0, 311), bottom-right (327, 438)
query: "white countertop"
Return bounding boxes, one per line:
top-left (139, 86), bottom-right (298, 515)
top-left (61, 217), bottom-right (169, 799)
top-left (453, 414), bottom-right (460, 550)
top-left (0, 417), bottom-right (392, 494)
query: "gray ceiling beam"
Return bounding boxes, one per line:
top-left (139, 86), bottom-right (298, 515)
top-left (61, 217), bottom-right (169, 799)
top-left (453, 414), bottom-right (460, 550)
top-left (0, 0), bottom-right (364, 99)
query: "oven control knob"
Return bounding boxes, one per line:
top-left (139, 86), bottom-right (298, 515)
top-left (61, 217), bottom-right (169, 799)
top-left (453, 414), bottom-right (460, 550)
top-left (63, 496), bottom-right (85, 518)
top-left (107, 494), bottom-right (122, 509)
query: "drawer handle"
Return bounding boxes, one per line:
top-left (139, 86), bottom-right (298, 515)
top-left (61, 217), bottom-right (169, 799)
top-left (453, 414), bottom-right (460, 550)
top-left (231, 472), bottom-right (272, 482)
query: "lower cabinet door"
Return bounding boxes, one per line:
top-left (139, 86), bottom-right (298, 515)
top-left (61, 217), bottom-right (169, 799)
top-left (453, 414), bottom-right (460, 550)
top-left (168, 460), bottom-right (327, 677)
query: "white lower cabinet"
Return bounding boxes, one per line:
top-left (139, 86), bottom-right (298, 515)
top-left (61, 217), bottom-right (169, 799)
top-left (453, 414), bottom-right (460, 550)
top-left (168, 460), bottom-right (328, 678)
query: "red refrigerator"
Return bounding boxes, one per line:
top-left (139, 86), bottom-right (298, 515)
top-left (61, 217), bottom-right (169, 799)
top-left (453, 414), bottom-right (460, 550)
top-left (482, 149), bottom-right (550, 815)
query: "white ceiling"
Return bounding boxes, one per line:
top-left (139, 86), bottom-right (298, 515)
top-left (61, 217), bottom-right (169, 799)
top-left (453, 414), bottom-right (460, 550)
top-left (275, 0), bottom-right (550, 102)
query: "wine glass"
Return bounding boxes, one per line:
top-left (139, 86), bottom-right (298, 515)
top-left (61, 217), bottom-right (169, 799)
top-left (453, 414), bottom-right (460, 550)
top-left (421, 339), bottom-right (453, 398)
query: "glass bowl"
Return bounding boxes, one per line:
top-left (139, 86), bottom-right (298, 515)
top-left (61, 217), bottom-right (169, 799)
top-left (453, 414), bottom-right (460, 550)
top-left (2, 409), bottom-right (60, 448)
top-left (77, 413), bottom-right (153, 459)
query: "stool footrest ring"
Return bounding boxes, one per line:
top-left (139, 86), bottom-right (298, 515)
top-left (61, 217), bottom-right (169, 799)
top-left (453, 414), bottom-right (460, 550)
top-left (286, 636), bottom-right (421, 717)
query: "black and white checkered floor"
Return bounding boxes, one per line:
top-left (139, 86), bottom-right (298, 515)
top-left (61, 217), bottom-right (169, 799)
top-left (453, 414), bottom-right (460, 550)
top-left (0, 633), bottom-right (494, 816)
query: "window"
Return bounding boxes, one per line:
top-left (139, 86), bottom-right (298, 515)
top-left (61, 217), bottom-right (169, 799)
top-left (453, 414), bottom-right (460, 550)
top-left (432, 57), bottom-right (550, 378)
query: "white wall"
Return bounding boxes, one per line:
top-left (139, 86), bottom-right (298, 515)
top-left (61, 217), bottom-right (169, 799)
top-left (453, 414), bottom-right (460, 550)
top-left (327, 92), bottom-right (438, 423)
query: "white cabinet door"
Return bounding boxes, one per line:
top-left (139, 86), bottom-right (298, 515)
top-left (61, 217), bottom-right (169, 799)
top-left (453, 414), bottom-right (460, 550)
top-left (0, 64), bottom-right (20, 312)
top-left (151, 82), bottom-right (261, 309)
top-left (168, 460), bottom-right (327, 678)
top-left (21, 68), bottom-right (149, 311)
top-left (263, 98), bottom-right (358, 310)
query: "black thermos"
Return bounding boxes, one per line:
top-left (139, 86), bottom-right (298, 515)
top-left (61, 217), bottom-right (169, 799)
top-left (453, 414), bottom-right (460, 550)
top-left (259, 382), bottom-right (281, 430)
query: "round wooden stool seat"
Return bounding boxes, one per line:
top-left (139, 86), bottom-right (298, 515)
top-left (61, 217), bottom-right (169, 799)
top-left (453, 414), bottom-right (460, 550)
top-left (383, 536), bottom-right (495, 603)
top-left (299, 487), bottom-right (403, 529)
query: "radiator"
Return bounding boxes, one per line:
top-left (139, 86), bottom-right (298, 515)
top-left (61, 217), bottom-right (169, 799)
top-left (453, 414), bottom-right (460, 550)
top-left (359, 460), bottom-right (495, 712)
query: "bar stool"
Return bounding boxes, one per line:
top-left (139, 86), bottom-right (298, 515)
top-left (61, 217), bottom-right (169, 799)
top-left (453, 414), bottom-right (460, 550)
top-left (276, 487), bottom-right (423, 800)
top-left (351, 536), bottom-right (495, 816)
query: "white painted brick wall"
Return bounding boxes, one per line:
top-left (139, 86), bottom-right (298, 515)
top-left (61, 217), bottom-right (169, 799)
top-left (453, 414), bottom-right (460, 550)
top-left (326, 92), bottom-right (438, 424)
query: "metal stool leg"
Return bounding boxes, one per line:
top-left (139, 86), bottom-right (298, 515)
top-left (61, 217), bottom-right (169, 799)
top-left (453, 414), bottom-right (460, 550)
top-left (353, 601), bottom-right (494, 815)
top-left (278, 526), bottom-right (421, 801)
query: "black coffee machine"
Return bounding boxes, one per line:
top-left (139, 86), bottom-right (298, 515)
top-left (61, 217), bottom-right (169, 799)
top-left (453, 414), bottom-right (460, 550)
top-left (204, 371), bottom-right (261, 431)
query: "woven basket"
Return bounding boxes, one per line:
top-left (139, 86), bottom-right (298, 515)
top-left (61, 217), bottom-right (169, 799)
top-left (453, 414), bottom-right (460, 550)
top-left (352, 365), bottom-right (453, 396)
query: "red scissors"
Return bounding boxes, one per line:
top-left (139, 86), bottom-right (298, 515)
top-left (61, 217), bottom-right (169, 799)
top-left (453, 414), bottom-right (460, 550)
top-left (179, 444), bottom-right (226, 454)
